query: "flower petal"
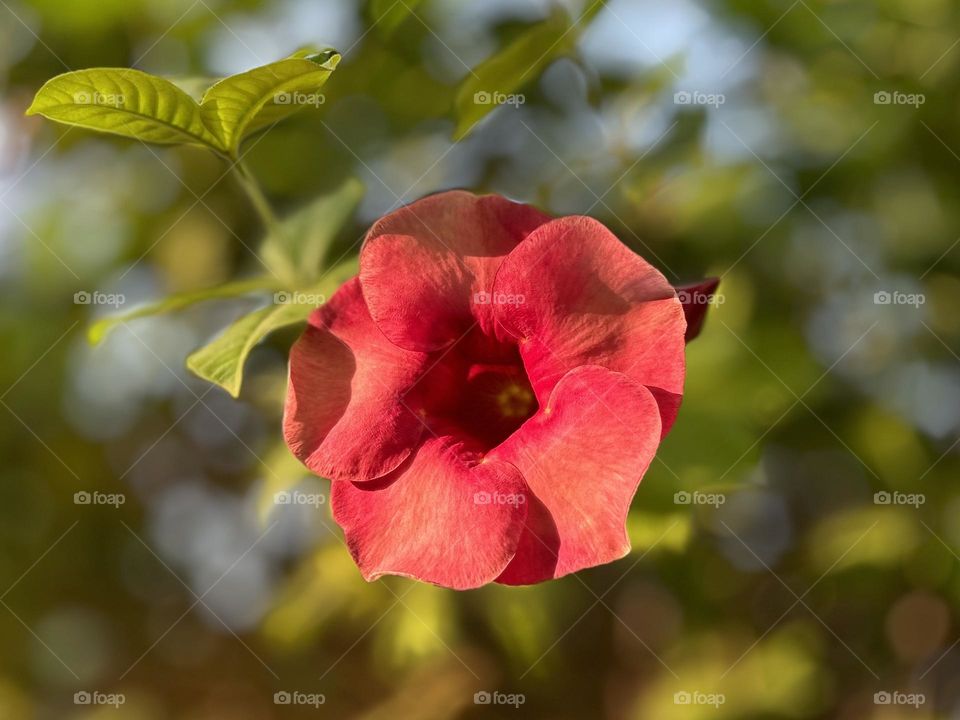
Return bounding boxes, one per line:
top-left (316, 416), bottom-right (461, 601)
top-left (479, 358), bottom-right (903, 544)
top-left (492, 215), bottom-right (686, 435)
top-left (359, 190), bottom-right (551, 352)
top-left (331, 436), bottom-right (528, 589)
top-left (490, 366), bottom-right (662, 585)
top-left (675, 277), bottom-right (720, 342)
top-left (283, 278), bottom-right (429, 483)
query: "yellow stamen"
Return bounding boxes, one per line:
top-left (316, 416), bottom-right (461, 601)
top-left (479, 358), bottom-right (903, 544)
top-left (497, 384), bottom-right (535, 418)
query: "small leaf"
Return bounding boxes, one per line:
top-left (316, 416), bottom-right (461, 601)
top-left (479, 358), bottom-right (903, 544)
top-left (186, 303), bottom-right (310, 398)
top-left (452, 8), bottom-right (575, 140)
top-left (200, 49), bottom-right (341, 154)
top-left (187, 258), bottom-right (358, 397)
top-left (87, 277), bottom-right (280, 345)
top-left (261, 177), bottom-right (365, 283)
top-left (26, 68), bottom-right (223, 149)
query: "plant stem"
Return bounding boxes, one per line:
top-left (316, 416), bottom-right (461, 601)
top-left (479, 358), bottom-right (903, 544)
top-left (233, 159), bottom-right (282, 235)
top-left (231, 158), bottom-right (298, 286)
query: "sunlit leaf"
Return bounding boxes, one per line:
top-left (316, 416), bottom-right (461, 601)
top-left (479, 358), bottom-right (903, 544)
top-left (200, 49), bottom-right (341, 155)
top-left (261, 177), bottom-right (365, 283)
top-left (186, 302), bottom-right (311, 398)
top-left (186, 257), bottom-right (358, 396)
top-left (26, 68), bottom-right (223, 149)
top-left (452, 8), bottom-right (575, 140)
top-left (27, 49), bottom-right (341, 155)
top-left (87, 276), bottom-right (281, 345)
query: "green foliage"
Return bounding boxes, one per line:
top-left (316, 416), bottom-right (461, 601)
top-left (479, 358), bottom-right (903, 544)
top-left (200, 49), bottom-right (341, 156)
top-left (186, 257), bottom-right (359, 396)
top-left (29, 49), bottom-right (358, 394)
top-left (453, 8), bottom-right (578, 139)
top-left (26, 68), bottom-right (222, 148)
top-left (261, 177), bottom-right (365, 284)
top-left (11, 1), bottom-right (960, 717)
top-left (87, 276), bottom-right (282, 345)
top-left (27, 49), bottom-right (341, 156)
top-left (186, 301), bottom-right (313, 398)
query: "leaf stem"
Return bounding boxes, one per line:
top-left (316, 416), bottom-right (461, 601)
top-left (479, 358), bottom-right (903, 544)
top-left (231, 158), bottom-right (298, 286)
top-left (233, 159), bottom-right (281, 234)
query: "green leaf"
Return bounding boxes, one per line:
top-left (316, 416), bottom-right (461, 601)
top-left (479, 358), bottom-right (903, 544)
top-left (27, 49), bottom-right (342, 155)
top-left (87, 277), bottom-right (280, 345)
top-left (26, 68), bottom-right (223, 149)
top-left (452, 8), bottom-right (576, 140)
top-left (200, 49), bottom-right (341, 154)
top-left (186, 303), bottom-right (311, 398)
top-left (186, 257), bottom-right (358, 397)
top-left (261, 177), bottom-right (365, 283)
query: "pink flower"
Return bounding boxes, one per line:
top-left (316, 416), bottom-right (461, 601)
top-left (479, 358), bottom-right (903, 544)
top-left (284, 191), bottom-right (717, 589)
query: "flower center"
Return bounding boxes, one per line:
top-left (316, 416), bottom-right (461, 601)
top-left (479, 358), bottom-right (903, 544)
top-left (412, 333), bottom-right (538, 451)
top-left (497, 383), bottom-right (536, 418)
top-left (459, 363), bottom-right (537, 447)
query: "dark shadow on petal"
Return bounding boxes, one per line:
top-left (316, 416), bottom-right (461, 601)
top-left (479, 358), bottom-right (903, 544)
top-left (495, 492), bottom-right (560, 585)
top-left (645, 385), bottom-right (683, 439)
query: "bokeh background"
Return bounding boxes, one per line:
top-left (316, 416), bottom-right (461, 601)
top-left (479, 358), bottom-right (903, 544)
top-left (2, 0), bottom-right (960, 717)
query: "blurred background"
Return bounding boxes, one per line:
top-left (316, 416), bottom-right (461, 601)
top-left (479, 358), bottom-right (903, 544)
top-left (2, 0), bottom-right (960, 717)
